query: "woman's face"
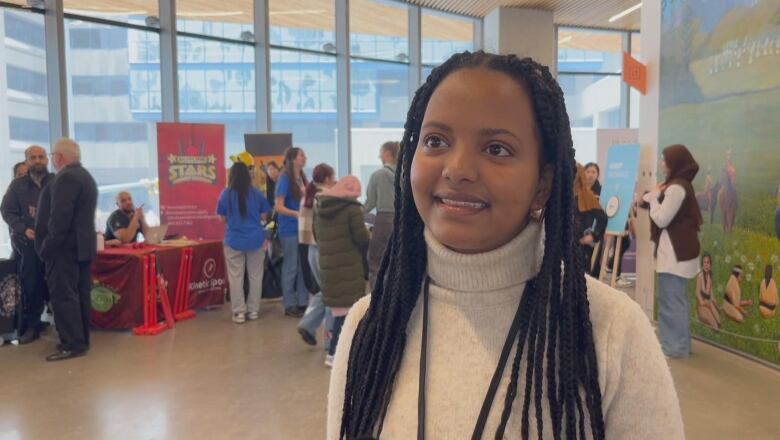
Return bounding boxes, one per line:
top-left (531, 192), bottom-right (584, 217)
top-left (323, 174), bottom-right (337, 188)
top-left (660, 158), bottom-right (670, 177)
top-left (411, 67), bottom-right (553, 254)
top-left (585, 166), bottom-right (599, 187)
top-left (294, 151), bottom-right (307, 169)
top-left (703, 257), bottom-right (711, 272)
top-left (268, 166), bottom-right (280, 181)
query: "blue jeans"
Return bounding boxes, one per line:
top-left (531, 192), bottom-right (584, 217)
top-left (280, 236), bottom-right (309, 310)
top-left (658, 273), bottom-right (692, 358)
top-left (299, 246), bottom-right (333, 350)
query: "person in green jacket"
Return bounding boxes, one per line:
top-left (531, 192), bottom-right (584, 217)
top-left (315, 175), bottom-right (369, 366)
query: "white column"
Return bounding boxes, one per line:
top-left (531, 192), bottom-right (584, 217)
top-left (408, 6), bottom-right (422, 92)
top-left (335, 0), bottom-right (351, 177)
top-left (44, 0), bottom-right (68, 140)
top-left (635, 1), bottom-right (662, 319)
top-left (159, 0), bottom-right (179, 122)
top-left (483, 7), bottom-right (555, 73)
top-left (254, 0), bottom-right (272, 132)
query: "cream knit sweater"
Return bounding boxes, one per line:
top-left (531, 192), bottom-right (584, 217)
top-left (328, 222), bottom-right (684, 439)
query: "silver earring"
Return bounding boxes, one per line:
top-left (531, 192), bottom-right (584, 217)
top-left (530, 207), bottom-right (545, 224)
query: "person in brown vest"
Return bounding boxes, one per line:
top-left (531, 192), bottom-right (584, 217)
top-left (641, 144), bottom-right (703, 358)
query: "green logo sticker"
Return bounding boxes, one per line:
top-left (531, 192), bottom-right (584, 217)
top-left (91, 285), bottom-right (120, 313)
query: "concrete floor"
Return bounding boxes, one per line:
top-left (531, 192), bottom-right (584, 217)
top-left (1, 300), bottom-right (780, 440)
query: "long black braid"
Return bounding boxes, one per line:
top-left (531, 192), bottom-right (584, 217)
top-left (340, 51), bottom-right (605, 440)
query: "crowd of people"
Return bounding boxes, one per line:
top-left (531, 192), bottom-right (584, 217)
top-left (215, 140), bottom-right (400, 367)
top-left (2, 50), bottom-right (721, 439)
top-left (2, 139), bottom-right (99, 361)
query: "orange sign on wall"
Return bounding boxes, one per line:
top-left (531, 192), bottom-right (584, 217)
top-left (622, 52), bottom-right (647, 95)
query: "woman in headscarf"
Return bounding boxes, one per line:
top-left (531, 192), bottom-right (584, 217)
top-left (641, 144), bottom-right (703, 358)
top-left (574, 163), bottom-right (607, 275)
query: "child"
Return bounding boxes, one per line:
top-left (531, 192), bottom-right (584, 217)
top-left (315, 176), bottom-right (369, 368)
top-left (327, 52), bottom-right (683, 439)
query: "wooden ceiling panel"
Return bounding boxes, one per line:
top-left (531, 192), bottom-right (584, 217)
top-left (404, 0), bottom-right (641, 30)
top-left (53, 1), bottom-right (638, 37)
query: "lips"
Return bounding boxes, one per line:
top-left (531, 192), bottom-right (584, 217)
top-left (433, 192), bottom-right (489, 214)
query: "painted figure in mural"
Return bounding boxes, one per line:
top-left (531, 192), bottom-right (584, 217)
top-left (718, 168), bottom-right (738, 233)
top-left (723, 265), bottom-right (752, 323)
top-left (696, 166), bottom-right (713, 211)
top-left (696, 254), bottom-right (720, 329)
top-left (759, 265), bottom-right (778, 319)
top-left (774, 183), bottom-right (780, 239)
top-left (709, 167), bottom-right (721, 224)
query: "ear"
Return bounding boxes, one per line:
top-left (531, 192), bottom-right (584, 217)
top-left (531, 165), bottom-right (555, 211)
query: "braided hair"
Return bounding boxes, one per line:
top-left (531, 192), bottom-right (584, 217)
top-left (339, 51), bottom-right (605, 439)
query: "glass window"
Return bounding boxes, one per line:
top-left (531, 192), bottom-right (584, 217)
top-left (350, 0), bottom-right (408, 62)
top-left (269, 0), bottom-right (335, 53)
top-left (65, 19), bottom-right (162, 231)
top-left (422, 9), bottom-right (474, 65)
top-left (9, 117), bottom-right (49, 143)
top-left (176, 0), bottom-right (253, 41)
top-left (178, 36), bottom-right (256, 161)
top-left (7, 65), bottom-right (48, 96)
top-left (4, 9), bottom-right (45, 48)
top-left (1, 8), bottom-right (50, 258)
top-left (271, 49), bottom-right (338, 173)
top-left (350, 60), bottom-right (408, 187)
top-left (557, 28), bottom-right (623, 74)
top-left (631, 32), bottom-right (641, 57)
top-left (63, 0), bottom-right (158, 24)
top-left (559, 74), bottom-right (622, 128)
top-left (559, 73), bottom-right (623, 163)
top-left (629, 32), bottom-right (641, 128)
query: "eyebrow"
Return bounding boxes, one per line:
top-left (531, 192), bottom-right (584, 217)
top-left (421, 121), bottom-right (522, 143)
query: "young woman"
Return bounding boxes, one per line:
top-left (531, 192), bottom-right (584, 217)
top-left (642, 144), bottom-right (702, 359)
top-left (573, 164), bottom-right (607, 275)
top-left (695, 254), bottom-right (720, 329)
top-left (759, 265), bottom-right (777, 319)
top-left (315, 176), bottom-right (369, 368)
top-left (298, 164), bottom-right (337, 348)
top-left (724, 266), bottom-right (752, 323)
top-left (276, 147), bottom-right (310, 317)
top-left (328, 52), bottom-right (682, 439)
top-left (217, 162), bottom-right (271, 323)
top-left (584, 162), bottom-right (602, 198)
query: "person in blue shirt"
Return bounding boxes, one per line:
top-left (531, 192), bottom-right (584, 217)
top-left (217, 161), bottom-right (271, 324)
top-left (275, 147), bottom-right (310, 317)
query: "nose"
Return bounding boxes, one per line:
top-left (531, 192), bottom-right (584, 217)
top-left (442, 146), bottom-right (478, 185)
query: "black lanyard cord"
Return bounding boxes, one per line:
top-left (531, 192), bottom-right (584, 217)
top-left (417, 276), bottom-right (532, 440)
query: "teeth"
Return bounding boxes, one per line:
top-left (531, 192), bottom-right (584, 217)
top-left (440, 198), bottom-right (486, 209)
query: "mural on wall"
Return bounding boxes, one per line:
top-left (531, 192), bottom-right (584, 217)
top-left (659, 0), bottom-right (780, 364)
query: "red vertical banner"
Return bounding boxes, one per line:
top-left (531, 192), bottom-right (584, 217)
top-left (157, 123), bottom-right (226, 240)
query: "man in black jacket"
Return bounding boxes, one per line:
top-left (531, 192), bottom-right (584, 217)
top-left (35, 139), bottom-right (98, 362)
top-left (1, 145), bottom-right (54, 344)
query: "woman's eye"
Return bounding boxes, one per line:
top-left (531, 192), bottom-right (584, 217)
top-left (423, 136), bottom-right (449, 150)
top-left (485, 144), bottom-right (512, 157)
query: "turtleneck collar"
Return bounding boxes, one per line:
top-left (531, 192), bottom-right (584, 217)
top-left (424, 221), bottom-right (544, 294)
